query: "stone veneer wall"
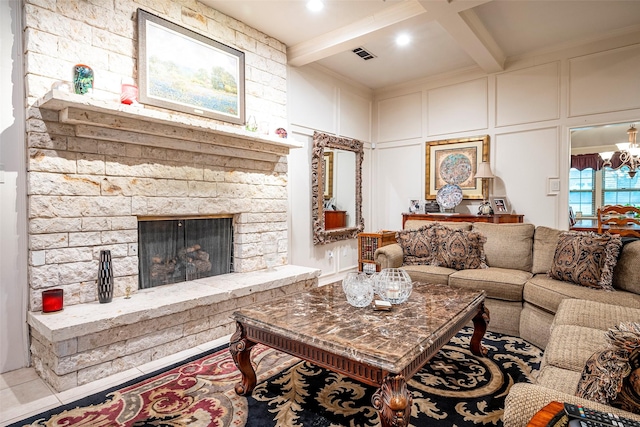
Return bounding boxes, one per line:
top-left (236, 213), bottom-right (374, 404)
top-left (24, 0), bottom-right (289, 311)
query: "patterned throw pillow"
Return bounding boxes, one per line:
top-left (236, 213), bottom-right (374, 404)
top-left (431, 224), bottom-right (488, 270)
top-left (548, 231), bottom-right (622, 291)
top-left (396, 224), bottom-right (437, 265)
top-left (576, 322), bottom-right (640, 414)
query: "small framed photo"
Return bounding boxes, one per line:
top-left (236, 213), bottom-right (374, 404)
top-left (490, 196), bottom-right (510, 214)
top-left (408, 199), bottom-right (422, 213)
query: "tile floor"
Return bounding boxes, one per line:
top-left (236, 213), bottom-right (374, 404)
top-left (0, 334), bottom-right (232, 427)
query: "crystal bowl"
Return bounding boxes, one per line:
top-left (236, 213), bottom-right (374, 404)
top-left (342, 272), bottom-right (374, 308)
top-left (374, 268), bottom-right (413, 304)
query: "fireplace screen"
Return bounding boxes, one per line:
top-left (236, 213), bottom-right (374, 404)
top-left (138, 217), bottom-right (233, 289)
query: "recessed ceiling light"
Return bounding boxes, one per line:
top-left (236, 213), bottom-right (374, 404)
top-left (307, 0), bottom-right (324, 12)
top-left (396, 33), bottom-right (411, 47)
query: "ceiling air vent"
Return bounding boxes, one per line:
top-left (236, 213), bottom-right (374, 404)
top-left (352, 47), bottom-right (376, 61)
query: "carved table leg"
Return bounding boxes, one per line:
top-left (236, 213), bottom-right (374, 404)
top-left (229, 321), bottom-right (257, 396)
top-left (371, 374), bottom-right (413, 427)
top-left (470, 302), bottom-right (490, 357)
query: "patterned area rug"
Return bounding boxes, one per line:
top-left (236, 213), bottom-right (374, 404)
top-left (11, 327), bottom-right (541, 427)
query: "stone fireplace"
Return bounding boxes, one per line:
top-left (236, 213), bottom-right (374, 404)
top-left (26, 90), bottom-right (299, 310)
top-left (21, 0), bottom-right (321, 392)
top-left (25, 91), bottom-right (319, 392)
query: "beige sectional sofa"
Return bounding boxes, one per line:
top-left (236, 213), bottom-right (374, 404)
top-left (374, 220), bottom-right (640, 348)
top-left (374, 219), bottom-right (640, 422)
top-left (503, 299), bottom-right (640, 425)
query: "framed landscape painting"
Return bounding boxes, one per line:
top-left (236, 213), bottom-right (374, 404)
top-left (425, 135), bottom-right (489, 200)
top-left (137, 9), bottom-right (245, 124)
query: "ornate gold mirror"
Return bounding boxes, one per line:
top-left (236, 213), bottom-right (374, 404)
top-left (312, 132), bottom-right (364, 245)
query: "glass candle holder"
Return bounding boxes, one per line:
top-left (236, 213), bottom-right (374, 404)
top-left (42, 289), bottom-right (64, 313)
top-left (374, 268), bottom-right (413, 304)
top-left (120, 83), bottom-right (138, 105)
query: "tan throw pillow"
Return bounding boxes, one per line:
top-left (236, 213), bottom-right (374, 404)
top-left (531, 226), bottom-right (563, 274)
top-left (432, 224), bottom-right (488, 270)
top-left (472, 223), bottom-right (535, 271)
top-left (613, 240), bottom-right (640, 294)
top-left (548, 231), bottom-right (622, 291)
top-left (396, 224), bottom-right (437, 265)
top-left (576, 322), bottom-right (640, 414)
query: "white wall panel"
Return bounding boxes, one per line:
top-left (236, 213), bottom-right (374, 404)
top-left (427, 78), bottom-right (488, 136)
top-left (287, 131), bottom-right (346, 280)
top-left (287, 66), bottom-right (373, 285)
top-left (289, 67), bottom-right (336, 133)
top-left (496, 62), bottom-right (560, 127)
top-left (375, 143), bottom-right (424, 230)
top-left (340, 89), bottom-right (371, 141)
top-left (569, 44), bottom-right (640, 117)
top-left (494, 128), bottom-right (559, 228)
top-left (377, 92), bottom-right (422, 142)
top-left (1, 0), bottom-right (29, 372)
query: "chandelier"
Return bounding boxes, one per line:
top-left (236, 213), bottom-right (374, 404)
top-left (599, 124), bottom-right (639, 178)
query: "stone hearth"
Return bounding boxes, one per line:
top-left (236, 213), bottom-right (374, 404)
top-left (29, 265), bottom-right (319, 391)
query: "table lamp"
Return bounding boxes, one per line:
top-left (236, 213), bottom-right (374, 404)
top-left (474, 162), bottom-right (495, 214)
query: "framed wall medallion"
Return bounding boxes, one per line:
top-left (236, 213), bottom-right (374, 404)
top-left (425, 135), bottom-right (489, 200)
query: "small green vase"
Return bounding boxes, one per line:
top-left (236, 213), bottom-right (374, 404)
top-left (73, 64), bottom-right (94, 95)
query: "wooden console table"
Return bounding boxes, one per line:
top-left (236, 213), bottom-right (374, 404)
top-left (402, 213), bottom-right (524, 228)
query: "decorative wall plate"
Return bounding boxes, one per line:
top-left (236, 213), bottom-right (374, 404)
top-left (436, 184), bottom-right (463, 209)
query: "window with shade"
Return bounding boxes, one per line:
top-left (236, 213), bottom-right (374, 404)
top-left (569, 168), bottom-right (595, 216)
top-left (602, 166), bottom-right (640, 206)
top-left (570, 166), bottom-right (640, 217)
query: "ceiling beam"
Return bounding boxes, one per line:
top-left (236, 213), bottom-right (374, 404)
top-left (287, 0), bottom-right (427, 67)
top-left (421, 0), bottom-right (505, 73)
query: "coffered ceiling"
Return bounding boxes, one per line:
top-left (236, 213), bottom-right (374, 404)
top-left (204, 0), bottom-right (640, 90)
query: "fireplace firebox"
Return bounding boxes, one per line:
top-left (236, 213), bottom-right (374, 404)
top-left (138, 217), bottom-right (234, 289)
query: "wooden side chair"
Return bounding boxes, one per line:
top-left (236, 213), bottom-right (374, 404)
top-left (597, 205), bottom-right (640, 237)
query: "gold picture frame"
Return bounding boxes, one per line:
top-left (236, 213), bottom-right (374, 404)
top-left (425, 135), bottom-right (489, 200)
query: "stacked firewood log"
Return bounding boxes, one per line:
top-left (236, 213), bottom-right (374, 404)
top-left (149, 244), bottom-right (212, 282)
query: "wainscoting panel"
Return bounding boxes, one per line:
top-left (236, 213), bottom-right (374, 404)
top-left (569, 44), bottom-right (640, 117)
top-left (427, 78), bottom-right (488, 136)
top-left (495, 62), bottom-right (560, 127)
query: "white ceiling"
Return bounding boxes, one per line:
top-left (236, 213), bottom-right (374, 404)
top-left (203, 0), bottom-right (640, 90)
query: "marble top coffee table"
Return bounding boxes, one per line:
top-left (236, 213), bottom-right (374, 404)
top-left (230, 281), bottom-right (489, 427)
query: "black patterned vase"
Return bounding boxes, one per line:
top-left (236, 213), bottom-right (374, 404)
top-left (98, 250), bottom-right (113, 303)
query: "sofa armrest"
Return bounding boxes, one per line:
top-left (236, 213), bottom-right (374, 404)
top-left (374, 243), bottom-right (403, 269)
top-left (503, 383), bottom-right (640, 427)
